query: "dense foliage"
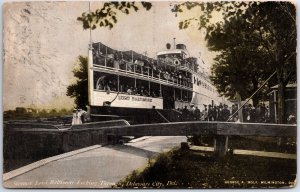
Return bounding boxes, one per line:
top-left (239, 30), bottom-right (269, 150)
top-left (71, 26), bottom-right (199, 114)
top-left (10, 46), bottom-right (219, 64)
top-left (66, 56), bottom-right (88, 110)
top-left (77, 2), bottom-right (152, 30)
top-left (173, 1), bottom-right (296, 122)
top-left (116, 148), bottom-right (296, 188)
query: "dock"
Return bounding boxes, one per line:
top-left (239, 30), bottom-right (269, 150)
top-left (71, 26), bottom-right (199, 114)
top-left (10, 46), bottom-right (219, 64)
top-left (3, 136), bottom-right (186, 188)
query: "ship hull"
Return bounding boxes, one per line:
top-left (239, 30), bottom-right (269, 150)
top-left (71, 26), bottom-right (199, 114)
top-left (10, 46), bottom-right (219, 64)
top-left (92, 91), bottom-right (163, 109)
top-left (90, 105), bottom-right (181, 124)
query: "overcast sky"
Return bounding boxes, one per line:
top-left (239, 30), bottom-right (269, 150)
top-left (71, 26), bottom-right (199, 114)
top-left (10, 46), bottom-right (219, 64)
top-left (3, 1), bottom-right (219, 110)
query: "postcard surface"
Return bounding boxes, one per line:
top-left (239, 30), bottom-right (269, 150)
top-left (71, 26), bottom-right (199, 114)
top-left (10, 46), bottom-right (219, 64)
top-left (2, 1), bottom-right (297, 189)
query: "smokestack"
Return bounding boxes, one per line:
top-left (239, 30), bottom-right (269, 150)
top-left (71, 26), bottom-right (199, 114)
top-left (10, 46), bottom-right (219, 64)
top-left (173, 38), bottom-right (176, 49)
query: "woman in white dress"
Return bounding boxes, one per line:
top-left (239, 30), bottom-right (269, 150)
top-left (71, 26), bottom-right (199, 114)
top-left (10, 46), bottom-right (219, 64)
top-left (72, 109), bottom-right (82, 125)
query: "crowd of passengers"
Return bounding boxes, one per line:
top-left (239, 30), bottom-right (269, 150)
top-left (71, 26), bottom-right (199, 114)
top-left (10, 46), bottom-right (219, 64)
top-left (94, 52), bottom-right (193, 87)
top-left (96, 80), bottom-right (161, 97)
top-left (178, 103), bottom-right (273, 123)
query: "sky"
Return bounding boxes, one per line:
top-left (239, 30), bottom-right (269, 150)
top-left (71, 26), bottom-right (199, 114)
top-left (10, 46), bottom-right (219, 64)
top-left (3, 1), bottom-right (219, 110)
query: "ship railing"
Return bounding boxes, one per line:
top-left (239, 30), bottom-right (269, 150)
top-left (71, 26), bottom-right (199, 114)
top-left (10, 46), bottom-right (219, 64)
top-left (93, 59), bottom-right (194, 85)
top-left (94, 52), bottom-right (199, 75)
top-left (93, 64), bottom-right (193, 90)
top-left (92, 89), bottom-right (164, 99)
top-left (177, 65), bottom-right (194, 74)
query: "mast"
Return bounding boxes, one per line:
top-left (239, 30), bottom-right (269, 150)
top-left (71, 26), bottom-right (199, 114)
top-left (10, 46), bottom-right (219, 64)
top-left (88, 1), bottom-right (93, 106)
top-left (89, 1), bottom-right (92, 49)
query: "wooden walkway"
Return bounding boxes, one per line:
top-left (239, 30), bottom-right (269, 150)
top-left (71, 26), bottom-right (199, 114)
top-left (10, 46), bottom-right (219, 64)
top-left (189, 145), bottom-right (296, 159)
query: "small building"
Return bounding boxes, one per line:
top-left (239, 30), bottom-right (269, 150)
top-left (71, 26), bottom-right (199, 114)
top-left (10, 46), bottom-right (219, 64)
top-left (269, 83), bottom-right (297, 123)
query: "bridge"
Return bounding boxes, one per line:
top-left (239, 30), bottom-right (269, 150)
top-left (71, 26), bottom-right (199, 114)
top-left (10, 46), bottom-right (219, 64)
top-left (3, 120), bottom-right (297, 188)
top-left (5, 120), bottom-right (296, 155)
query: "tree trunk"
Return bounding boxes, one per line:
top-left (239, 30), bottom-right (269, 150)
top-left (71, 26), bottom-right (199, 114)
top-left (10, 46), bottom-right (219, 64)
top-left (252, 94), bottom-right (259, 107)
top-left (251, 78), bottom-right (259, 107)
top-left (277, 81), bottom-right (286, 124)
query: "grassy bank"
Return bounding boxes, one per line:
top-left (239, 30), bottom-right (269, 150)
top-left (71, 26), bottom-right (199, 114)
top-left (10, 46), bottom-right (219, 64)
top-left (115, 148), bottom-right (296, 189)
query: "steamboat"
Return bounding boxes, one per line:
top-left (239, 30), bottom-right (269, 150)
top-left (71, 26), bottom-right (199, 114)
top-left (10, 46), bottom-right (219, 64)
top-left (88, 41), bottom-right (227, 123)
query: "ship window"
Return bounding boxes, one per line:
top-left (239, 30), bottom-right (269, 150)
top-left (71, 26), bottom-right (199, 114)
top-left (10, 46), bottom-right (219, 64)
top-left (150, 82), bottom-right (161, 97)
top-left (93, 72), bottom-right (118, 92)
top-left (119, 60), bottom-right (126, 70)
top-left (135, 64), bottom-right (142, 74)
top-left (136, 79), bottom-right (149, 96)
top-left (107, 58), bottom-right (114, 68)
top-left (175, 88), bottom-right (181, 101)
top-left (105, 74), bottom-right (118, 92)
top-left (94, 71), bottom-right (105, 90)
top-left (92, 44), bottom-right (106, 66)
top-left (93, 55), bottom-right (106, 66)
top-left (119, 76), bottom-right (135, 94)
top-left (188, 90), bottom-right (192, 101)
top-left (182, 90), bottom-right (188, 101)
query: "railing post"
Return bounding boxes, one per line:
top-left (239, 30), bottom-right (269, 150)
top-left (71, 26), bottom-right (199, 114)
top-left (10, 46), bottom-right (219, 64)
top-left (102, 132), bottom-right (108, 144)
top-left (62, 132), bottom-right (70, 152)
top-left (214, 135), bottom-right (228, 157)
top-left (103, 129), bottom-right (118, 145)
top-left (107, 133), bottom-right (117, 145)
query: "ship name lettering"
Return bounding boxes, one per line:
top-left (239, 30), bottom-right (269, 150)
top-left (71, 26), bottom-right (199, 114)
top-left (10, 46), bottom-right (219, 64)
top-left (118, 96), bottom-right (130, 100)
top-left (132, 96), bottom-right (152, 102)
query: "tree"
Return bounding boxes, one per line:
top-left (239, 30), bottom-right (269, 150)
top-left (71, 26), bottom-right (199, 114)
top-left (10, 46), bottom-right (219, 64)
top-left (251, 2), bottom-right (296, 123)
top-left (173, 1), bottom-right (296, 123)
top-left (208, 16), bottom-right (276, 106)
top-left (77, 2), bottom-right (152, 30)
top-left (66, 56), bottom-right (88, 110)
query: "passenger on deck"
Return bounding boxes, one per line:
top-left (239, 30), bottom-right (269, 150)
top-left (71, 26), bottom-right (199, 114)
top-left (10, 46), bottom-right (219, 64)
top-left (151, 91), bottom-right (157, 98)
top-left (109, 80), bottom-right (117, 91)
top-left (96, 82), bottom-right (104, 90)
top-left (132, 87), bottom-right (137, 95)
top-left (143, 90), bottom-right (149, 97)
top-left (140, 89), bottom-right (145, 96)
top-left (127, 87), bottom-right (133, 95)
top-left (139, 86), bottom-right (144, 96)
